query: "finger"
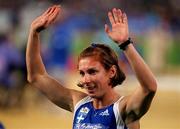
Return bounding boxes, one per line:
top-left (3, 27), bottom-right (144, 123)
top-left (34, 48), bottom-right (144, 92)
top-left (117, 9), bottom-right (123, 23)
top-left (49, 8), bottom-right (60, 23)
top-left (43, 5), bottom-right (56, 16)
top-left (104, 24), bottom-right (110, 34)
top-left (112, 8), bottom-right (119, 23)
top-left (122, 12), bottom-right (128, 24)
top-left (108, 12), bottom-right (115, 25)
top-left (43, 7), bottom-right (52, 15)
top-left (45, 6), bottom-right (58, 24)
top-left (45, 5), bottom-right (57, 17)
top-left (45, 7), bottom-right (60, 26)
top-left (51, 7), bottom-right (60, 19)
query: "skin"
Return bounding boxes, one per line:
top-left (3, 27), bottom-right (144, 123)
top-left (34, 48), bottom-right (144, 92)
top-left (78, 57), bottom-right (120, 107)
top-left (26, 5), bottom-right (157, 129)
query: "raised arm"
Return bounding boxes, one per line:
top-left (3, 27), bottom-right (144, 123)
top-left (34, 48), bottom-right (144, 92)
top-left (105, 8), bottom-right (157, 124)
top-left (26, 5), bottom-right (86, 112)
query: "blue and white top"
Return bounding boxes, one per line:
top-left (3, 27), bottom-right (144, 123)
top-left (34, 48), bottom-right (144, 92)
top-left (73, 96), bottom-right (128, 129)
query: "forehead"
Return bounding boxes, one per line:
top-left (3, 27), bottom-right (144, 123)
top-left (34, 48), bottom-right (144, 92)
top-left (78, 57), bottom-right (103, 70)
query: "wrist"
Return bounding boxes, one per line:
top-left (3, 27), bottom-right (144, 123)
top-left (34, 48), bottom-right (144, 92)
top-left (30, 25), bottom-right (44, 34)
top-left (29, 28), bottom-right (39, 37)
top-left (118, 37), bottom-right (133, 51)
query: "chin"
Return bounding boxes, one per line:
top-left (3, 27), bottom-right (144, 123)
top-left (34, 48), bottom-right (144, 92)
top-left (88, 93), bottom-right (97, 98)
top-left (88, 93), bottom-right (102, 99)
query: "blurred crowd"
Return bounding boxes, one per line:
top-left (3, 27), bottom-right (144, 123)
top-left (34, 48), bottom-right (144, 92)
top-left (0, 0), bottom-right (179, 109)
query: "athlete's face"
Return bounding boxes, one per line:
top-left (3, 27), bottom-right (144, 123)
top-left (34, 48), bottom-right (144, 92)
top-left (78, 57), bottom-right (114, 98)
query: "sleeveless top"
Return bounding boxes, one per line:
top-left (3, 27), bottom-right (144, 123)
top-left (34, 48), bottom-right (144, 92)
top-left (73, 96), bottom-right (128, 129)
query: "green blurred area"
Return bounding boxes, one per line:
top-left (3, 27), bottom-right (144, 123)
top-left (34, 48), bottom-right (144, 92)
top-left (166, 38), bottom-right (180, 66)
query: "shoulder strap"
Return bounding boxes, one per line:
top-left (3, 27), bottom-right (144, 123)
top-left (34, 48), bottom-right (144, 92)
top-left (117, 96), bottom-right (125, 103)
top-left (74, 96), bottom-right (92, 112)
top-left (113, 96), bottom-right (126, 129)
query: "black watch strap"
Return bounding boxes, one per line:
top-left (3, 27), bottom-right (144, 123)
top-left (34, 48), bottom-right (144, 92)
top-left (118, 38), bottom-right (133, 50)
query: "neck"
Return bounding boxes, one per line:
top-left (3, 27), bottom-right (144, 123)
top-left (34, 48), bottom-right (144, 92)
top-left (92, 90), bottom-right (120, 109)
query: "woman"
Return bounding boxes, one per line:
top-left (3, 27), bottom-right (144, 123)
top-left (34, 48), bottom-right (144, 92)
top-left (26, 5), bottom-right (157, 129)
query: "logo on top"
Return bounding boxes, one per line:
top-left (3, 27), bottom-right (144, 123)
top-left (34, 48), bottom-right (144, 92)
top-left (99, 109), bottom-right (109, 116)
top-left (76, 107), bottom-right (90, 123)
top-left (80, 107), bottom-right (90, 114)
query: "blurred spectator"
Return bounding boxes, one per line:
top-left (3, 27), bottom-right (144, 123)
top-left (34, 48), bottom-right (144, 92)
top-left (145, 25), bottom-right (173, 72)
top-left (0, 122), bottom-right (5, 129)
top-left (0, 0), bottom-right (179, 108)
top-left (0, 33), bottom-right (26, 109)
top-left (46, 3), bottom-right (97, 79)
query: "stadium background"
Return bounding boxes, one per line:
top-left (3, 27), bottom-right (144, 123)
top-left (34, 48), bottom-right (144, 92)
top-left (0, 0), bottom-right (179, 129)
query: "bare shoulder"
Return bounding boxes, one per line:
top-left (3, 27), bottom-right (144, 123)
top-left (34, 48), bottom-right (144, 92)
top-left (70, 89), bottom-right (88, 110)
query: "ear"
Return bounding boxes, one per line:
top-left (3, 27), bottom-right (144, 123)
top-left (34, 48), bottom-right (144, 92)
top-left (109, 65), bottom-right (116, 78)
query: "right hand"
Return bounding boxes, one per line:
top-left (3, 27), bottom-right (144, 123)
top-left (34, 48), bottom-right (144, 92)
top-left (105, 8), bottom-right (129, 44)
top-left (31, 5), bottom-right (61, 33)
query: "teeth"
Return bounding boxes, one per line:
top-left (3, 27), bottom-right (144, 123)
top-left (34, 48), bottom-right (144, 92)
top-left (77, 82), bottom-right (96, 89)
top-left (85, 83), bottom-right (95, 89)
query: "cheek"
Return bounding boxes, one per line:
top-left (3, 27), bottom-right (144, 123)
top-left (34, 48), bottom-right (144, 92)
top-left (95, 74), bottom-right (109, 86)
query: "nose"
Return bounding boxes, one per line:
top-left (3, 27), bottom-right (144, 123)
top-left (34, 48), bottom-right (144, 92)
top-left (78, 74), bottom-right (91, 88)
top-left (82, 74), bottom-right (91, 84)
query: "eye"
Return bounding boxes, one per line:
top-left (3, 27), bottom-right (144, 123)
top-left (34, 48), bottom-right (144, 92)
top-left (87, 69), bottom-right (97, 75)
top-left (79, 71), bottom-right (85, 77)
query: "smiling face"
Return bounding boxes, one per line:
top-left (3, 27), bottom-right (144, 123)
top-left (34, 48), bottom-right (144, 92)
top-left (78, 44), bottom-right (126, 88)
top-left (78, 57), bottom-right (115, 98)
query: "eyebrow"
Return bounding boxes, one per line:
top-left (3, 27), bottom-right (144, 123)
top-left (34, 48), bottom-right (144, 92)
top-left (87, 68), bottom-right (98, 71)
top-left (79, 68), bottom-right (99, 75)
top-left (79, 67), bottom-right (97, 71)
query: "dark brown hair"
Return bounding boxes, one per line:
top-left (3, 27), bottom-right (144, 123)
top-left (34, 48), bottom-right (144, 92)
top-left (78, 43), bottom-right (126, 87)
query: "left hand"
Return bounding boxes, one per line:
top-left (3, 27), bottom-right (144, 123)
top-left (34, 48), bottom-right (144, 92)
top-left (30, 5), bottom-right (61, 33)
top-left (105, 8), bottom-right (129, 44)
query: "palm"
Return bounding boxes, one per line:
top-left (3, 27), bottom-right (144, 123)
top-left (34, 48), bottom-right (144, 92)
top-left (105, 8), bottom-right (129, 44)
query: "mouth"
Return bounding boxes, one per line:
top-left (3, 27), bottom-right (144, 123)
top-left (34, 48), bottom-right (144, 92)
top-left (82, 83), bottom-right (96, 93)
top-left (77, 82), bottom-right (97, 94)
